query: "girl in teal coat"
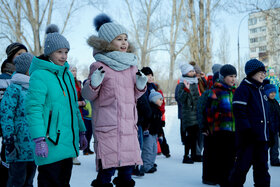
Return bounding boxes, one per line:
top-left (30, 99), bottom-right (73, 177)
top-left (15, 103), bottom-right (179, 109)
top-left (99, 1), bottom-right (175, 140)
top-left (25, 24), bottom-right (87, 187)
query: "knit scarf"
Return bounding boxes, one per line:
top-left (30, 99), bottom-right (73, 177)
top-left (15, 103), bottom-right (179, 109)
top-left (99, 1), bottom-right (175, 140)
top-left (179, 76), bottom-right (198, 84)
top-left (94, 51), bottom-right (138, 71)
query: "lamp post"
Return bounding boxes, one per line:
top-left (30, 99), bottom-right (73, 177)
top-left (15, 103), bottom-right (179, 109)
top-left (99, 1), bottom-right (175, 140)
top-left (237, 14), bottom-right (248, 80)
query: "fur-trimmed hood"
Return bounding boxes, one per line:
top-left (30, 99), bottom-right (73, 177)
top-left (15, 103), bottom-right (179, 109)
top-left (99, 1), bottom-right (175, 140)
top-left (87, 35), bottom-right (135, 54)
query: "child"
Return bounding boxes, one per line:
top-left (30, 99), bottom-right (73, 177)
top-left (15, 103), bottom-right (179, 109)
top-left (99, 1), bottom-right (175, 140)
top-left (81, 14), bottom-right (147, 187)
top-left (264, 84), bottom-right (280, 166)
top-left (177, 63), bottom-right (200, 164)
top-left (26, 24), bottom-right (87, 187)
top-left (229, 59), bottom-right (270, 186)
top-left (140, 89), bottom-right (164, 174)
top-left (204, 64), bottom-right (237, 186)
top-left (0, 52), bottom-right (36, 186)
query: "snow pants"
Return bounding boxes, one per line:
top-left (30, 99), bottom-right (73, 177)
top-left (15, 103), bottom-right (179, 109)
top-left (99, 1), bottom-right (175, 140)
top-left (140, 134), bottom-right (157, 172)
top-left (229, 141), bottom-right (270, 187)
top-left (38, 158), bottom-right (73, 187)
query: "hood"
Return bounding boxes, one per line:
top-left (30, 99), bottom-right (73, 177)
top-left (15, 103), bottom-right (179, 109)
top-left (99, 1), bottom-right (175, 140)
top-left (11, 73), bottom-right (30, 89)
top-left (29, 56), bottom-right (70, 76)
top-left (87, 35), bottom-right (135, 54)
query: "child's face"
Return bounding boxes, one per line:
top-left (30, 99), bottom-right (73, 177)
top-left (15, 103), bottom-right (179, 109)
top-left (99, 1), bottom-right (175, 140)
top-left (70, 68), bottom-right (77, 78)
top-left (251, 71), bottom-right (266, 83)
top-left (155, 98), bottom-right (163, 107)
top-left (269, 92), bottom-right (276, 100)
top-left (224, 74), bottom-right (236, 87)
top-left (49, 48), bottom-right (68, 66)
top-left (111, 34), bottom-right (129, 52)
top-left (146, 74), bottom-right (154, 83)
top-left (186, 70), bottom-right (196, 77)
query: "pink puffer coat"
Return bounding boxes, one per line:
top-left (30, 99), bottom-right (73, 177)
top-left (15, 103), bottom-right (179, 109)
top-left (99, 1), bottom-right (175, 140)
top-left (82, 61), bottom-right (145, 170)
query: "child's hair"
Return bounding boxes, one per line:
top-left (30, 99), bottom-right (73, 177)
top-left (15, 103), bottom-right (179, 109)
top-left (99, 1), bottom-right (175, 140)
top-left (44, 24), bottom-right (70, 56)
top-left (149, 89), bottom-right (163, 104)
top-left (264, 84), bottom-right (276, 97)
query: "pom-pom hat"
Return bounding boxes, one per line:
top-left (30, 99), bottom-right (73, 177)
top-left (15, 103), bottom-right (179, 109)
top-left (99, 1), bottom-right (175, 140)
top-left (14, 52), bottom-right (33, 74)
top-left (94, 14), bottom-right (127, 43)
top-left (44, 24), bottom-right (70, 56)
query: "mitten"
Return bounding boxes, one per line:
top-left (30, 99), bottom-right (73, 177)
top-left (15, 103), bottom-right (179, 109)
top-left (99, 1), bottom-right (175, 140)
top-left (79, 132), bottom-right (88, 150)
top-left (34, 137), bottom-right (48, 158)
top-left (136, 70), bottom-right (148, 90)
top-left (91, 66), bottom-right (105, 88)
top-left (143, 130), bottom-right (149, 137)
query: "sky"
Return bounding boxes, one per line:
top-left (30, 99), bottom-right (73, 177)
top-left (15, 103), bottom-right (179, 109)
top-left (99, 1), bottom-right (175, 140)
top-left (62, 2), bottom-right (250, 80)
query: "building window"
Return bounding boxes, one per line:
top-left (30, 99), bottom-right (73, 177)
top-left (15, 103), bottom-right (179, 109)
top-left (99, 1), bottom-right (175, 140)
top-left (259, 36), bottom-right (266, 42)
top-left (259, 16), bottom-right (266, 22)
top-left (259, 46), bottom-right (267, 52)
top-left (249, 18), bottom-right (257, 25)
top-left (260, 26), bottom-right (266, 32)
top-left (250, 28), bottom-right (257, 33)
top-left (250, 48), bottom-right (256, 52)
top-left (250, 37), bottom-right (258, 43)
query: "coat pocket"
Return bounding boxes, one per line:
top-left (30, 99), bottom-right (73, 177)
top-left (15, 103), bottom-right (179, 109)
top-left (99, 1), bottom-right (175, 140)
top-left (96, 98), bottom-right (117, 127)
top-left (45, 105), bottom-right (61, 145)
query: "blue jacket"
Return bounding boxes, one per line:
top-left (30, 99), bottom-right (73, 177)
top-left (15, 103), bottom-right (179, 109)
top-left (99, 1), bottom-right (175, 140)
top-left (0, 73), bottom-right (34, 163)
top-left (232, 78), bottom-right (270, 141)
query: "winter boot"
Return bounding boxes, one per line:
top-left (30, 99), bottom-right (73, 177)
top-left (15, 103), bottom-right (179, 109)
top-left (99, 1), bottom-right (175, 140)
top-left (113, 177), bottom-right (135, 187)
top-left (91, 179), bottom-right (113, 187)
top-left (182, 155), bottom-right (194, 164)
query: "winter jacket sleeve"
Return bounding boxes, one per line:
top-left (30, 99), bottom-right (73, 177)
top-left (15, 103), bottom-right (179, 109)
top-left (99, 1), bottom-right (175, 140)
top-left (0, 85), bottom-right (18, 139)
top-left (205, 90), bottom-right (218, 130)
top-left (232, 84), bottom-right (251, 131)
top-left (197, 89), bottom-right (210, 131)
top-left (26, 71), bottom-right (48, 139)
top-left (177, 83), bottom-right (190, 104)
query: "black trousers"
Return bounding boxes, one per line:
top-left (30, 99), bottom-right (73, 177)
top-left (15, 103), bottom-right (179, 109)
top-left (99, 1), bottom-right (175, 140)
top-left (229, 141), bottom-right (270, 187)
top-left (83, 119), bottom-right (93, 153)
top-left (7, 161), bottom-right (36, 187)
top-left (38, 158), bottom-right (73, 187)
top-left (159, 131), bottom-right (170, 156)
top-left (184, 125), bottom-right (198, 158)
top-left (0, 142), bottom-right (8, 187)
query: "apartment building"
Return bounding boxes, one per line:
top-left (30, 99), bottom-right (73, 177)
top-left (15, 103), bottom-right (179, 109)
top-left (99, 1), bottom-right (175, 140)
top-left (248, 8), bottom-right (280, 74)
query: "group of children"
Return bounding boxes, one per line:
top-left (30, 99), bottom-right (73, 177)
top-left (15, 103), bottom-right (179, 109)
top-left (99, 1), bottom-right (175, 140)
top-left (176, 58), bottom-right (279, 187)
top-left (0, 11), bottom-right (279, 187)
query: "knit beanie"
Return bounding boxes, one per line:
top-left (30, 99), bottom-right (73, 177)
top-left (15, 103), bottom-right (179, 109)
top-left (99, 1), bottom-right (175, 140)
top-left (44, 24), bottom-right (70, 56)
top-left (94, 14), bottom-right (127, 43)
top-left (141, 67), bottom-right (153, 76)
top-left (6, 42), bottom-right (28, 62)
top-left (149, 89), bottom-right (163, 104)
top-left (219, 64), bottom-right (237, 80)
top-left (189, 61), bottom-right (202, 74)
top-left (245, 59), bottom-right (265, 77)
top-left (14, 52), bottom-right (33, 74)
top-left (180, 63), bottom-right (194, 75)
top-left (264, 84), bottom-right (277, 97)
top-left (212, 64), bottom-right (222, 74)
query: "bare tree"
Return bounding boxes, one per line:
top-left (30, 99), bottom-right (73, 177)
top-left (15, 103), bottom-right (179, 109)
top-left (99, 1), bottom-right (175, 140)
top-left (0, 0), bottom-right (102, 56)
top-left (124, 0), bottom-right (164, 67)
top-left (217, 25), bottom-right (230, 65)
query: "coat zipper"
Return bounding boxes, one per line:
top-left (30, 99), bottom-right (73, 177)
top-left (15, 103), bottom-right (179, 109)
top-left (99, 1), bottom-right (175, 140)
top-left (62, 68), bottom-right (78, 156)
top-left (258, 87), bottom-right (267, 141)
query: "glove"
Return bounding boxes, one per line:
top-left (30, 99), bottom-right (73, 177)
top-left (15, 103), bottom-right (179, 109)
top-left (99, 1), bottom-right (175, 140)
top-left (79, 132), bottom-right (88, 150)
top-left (143, 130), bottom-right (149, 137)
top-left (34, 137), bottom-right (48, 158)
top-left (158, 136), bottom-right (163, 144)
top-left (91, 66), bottom-right (105, 88)
top-left (136, 70), bottom-right (148, 90)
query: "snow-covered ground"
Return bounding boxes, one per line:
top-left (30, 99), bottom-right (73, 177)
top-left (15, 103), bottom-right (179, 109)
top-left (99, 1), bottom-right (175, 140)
top-left (68, 105), bottom-right (280, 187)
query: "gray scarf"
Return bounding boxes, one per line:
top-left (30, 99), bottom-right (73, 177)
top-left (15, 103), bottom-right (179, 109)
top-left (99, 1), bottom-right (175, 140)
top-left (179, 76), bottom-right (198, 84)
top-left (94, 51), bottom-right (137, 71)
top-left (11, 73), bottom-right (30, 89)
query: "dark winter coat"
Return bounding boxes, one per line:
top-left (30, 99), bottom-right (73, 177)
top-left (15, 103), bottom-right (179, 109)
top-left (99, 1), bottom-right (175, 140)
top-left (149, 103), bottom-right (164, 135)
top-left (175, 83), bottom-right (182, 119)
top-left (137, 93), bottom-right (152, 130)
top-left (268, 98), bottom-right (280, 134)
top-left (177, 82), bottom-right (200, 132)
top-left (232, 78), bottom-right (270, 142)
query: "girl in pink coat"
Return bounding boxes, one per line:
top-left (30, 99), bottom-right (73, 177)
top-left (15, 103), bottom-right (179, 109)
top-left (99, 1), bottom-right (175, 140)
top-left (82, 14), bottom-right (147, 187)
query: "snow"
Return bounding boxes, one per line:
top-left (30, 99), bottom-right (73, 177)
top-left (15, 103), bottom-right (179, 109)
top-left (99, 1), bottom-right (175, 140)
top-left (68, 105), bottom-right (280, 187)
top-left (2, 105), bottom-right (278, 186)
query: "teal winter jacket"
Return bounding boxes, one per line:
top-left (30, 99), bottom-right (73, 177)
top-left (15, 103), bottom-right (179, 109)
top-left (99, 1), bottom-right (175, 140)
top-left (26, 56), bottom-right (86, 166)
